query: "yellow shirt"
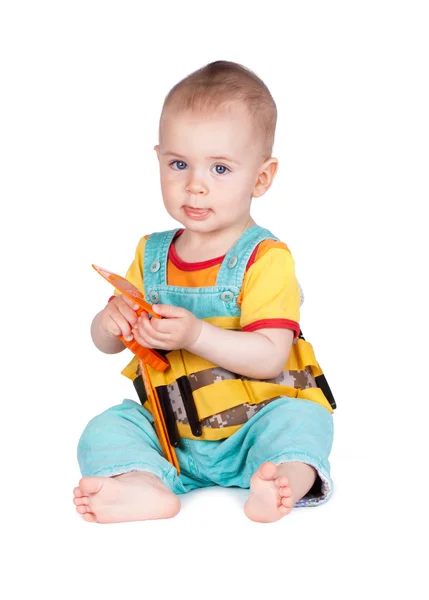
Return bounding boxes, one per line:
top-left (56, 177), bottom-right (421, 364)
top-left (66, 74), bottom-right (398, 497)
top-left (118, 230), bottom-right (301, 338)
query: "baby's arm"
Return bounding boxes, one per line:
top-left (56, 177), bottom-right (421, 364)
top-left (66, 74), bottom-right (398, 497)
top-left (134, 304), bottom-right (293, 380)
top-left (189, 322), bottom-right (293, 379)
top-left (187, 244), bottom-right (298, 378)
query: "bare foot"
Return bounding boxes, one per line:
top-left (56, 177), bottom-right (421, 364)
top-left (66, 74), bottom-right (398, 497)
top-left (73, 471), bottom-right (180, 524)
top-left (244, 462), bottom-right (294, 523)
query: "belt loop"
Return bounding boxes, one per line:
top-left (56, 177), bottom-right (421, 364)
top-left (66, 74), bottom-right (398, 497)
top-left (157, 385), bottom-right (180, 447)
top-left (176, 376), bottom-right (202, 437)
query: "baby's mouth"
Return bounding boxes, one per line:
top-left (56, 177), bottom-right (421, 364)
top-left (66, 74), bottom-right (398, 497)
top-left (183, 206), bottom-right (211, 220)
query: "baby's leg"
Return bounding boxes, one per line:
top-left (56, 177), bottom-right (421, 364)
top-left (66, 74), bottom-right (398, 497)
top-left (244, 461), bottom-right (316, 523)
top-left (73, 400), bottom-right (181, 524)
top-left (236, 397), bottom-right (333, 523)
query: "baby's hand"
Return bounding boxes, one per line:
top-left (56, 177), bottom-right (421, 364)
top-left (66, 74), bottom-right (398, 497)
top-left (132, 304), bottom-right (202, 351)
top-left (100, 295), bottom-right (140, 342)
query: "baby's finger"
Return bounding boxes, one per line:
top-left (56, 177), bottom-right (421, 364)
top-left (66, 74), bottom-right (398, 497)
top-left (120, 295), bottom-right (141, 311)
top-left (150, 316), bottom-right (175, 334)
top-left (138, 312), bottom-right (171, 340)
top-left (116, 298), bottom-right (140, 327)
top-left (133, 331), bottom-right (170, 350)
top-left (109, 312), bottom-right (134, 341)
top-left (137, 310), bottom-right (150, 325)
top-left (105, 315), bottom-right (122, 337)
top-left (132, 328), bottom-right (157, 349)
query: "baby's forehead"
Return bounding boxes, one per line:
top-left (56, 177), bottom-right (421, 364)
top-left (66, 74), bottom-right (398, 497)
top-left (159, 104), bottom-right (265, 153)
top-left (161, 102), bottom-right (250, 129)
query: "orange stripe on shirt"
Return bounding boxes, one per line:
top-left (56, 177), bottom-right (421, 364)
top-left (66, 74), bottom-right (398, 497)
top-left (167, 235), bottom-right (290, 288)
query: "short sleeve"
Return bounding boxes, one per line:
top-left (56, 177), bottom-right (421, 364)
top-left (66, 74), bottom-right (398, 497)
top-left (239, 246), bottom-right (301, 339)
top-left (113, 236), bottom-right (147, 297)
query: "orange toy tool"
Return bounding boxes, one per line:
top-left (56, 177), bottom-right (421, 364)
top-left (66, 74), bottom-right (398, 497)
top-left (92, 264), bottom-right (180, 473)
top-left (92, 264), bottom-right (169, 372)
top-left (140, 362), bottom-right (180, 472)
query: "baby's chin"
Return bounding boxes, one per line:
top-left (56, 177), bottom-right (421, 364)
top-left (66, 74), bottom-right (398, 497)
top-left (182, 220), bottom-right (219, 234)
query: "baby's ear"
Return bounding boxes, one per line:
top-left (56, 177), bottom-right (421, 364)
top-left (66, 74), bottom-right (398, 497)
top-left (154, 145), bottom-right (160, 160)
top-left (253, 157), bottom-right (279, 198)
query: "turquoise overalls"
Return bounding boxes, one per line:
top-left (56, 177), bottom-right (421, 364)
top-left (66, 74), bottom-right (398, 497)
top-left (78, 226), bottom-right (334, 506)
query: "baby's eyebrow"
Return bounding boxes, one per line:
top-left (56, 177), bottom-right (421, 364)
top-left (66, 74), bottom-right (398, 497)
top-left (208, 155), bottom-right (240, 165)
top-left (162, 151), bottom-right (187, 159)
top-left (162, 151), bottom-right (240, 165)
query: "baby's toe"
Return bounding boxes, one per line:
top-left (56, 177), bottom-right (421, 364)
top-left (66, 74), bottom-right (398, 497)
top-left (73, 486), bottom-right (85, 497)
top-left (73, 496), bottom-right (88, 506)
top-left (275, 476), bottom-right (289, 488)
top-left (279, 486), bottom-right (292, 498)
top-left (82, 512), bottom-right (97, 523)
top-left (79, 476), bottom-right (104, 496)
top-left (76, 504), bottom-right (91, 514)
top-left (259, 462), bottom-right (278, 480)
top-left (281, 496), bottom-right (293, 508)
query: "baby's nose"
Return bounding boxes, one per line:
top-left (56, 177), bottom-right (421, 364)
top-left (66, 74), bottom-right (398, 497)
top-left (185, 173), bottom-right (208, 195)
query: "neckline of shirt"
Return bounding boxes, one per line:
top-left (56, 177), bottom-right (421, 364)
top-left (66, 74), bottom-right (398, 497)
top-left (168, 229), bottom-right (226, 272)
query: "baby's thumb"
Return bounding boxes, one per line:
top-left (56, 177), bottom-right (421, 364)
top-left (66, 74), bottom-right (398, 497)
top-left (152, 303), bottom-right (183, 318)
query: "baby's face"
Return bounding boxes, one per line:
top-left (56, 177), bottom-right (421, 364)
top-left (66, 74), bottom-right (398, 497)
top-left (155, 102), bottom-right (268, 235)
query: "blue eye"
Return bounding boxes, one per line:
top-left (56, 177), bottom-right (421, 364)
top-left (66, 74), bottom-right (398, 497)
top-left (171, 160), bottom-right (187, 170)
top-left (212, 165), bottom-right (229, 175)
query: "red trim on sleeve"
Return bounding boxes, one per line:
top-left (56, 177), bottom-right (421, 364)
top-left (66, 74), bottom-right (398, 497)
top-left (242, 319), bottom-right (301, 339)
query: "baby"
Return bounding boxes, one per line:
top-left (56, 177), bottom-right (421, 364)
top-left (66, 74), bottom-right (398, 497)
top-left (73, 60), bottom-right (335, 524)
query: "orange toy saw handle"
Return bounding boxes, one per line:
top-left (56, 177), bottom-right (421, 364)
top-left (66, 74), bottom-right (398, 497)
top-left (141, 362), bottom-right (180, 473)
top-left (119, 307), bottom-right (168, 371)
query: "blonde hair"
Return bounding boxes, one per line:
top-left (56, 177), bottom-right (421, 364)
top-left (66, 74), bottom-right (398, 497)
top-left (160, 60), bottom-right (277, 158)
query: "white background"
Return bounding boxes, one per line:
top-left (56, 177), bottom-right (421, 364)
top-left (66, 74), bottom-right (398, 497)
top-left (1, 1), bottom-right (428, 598)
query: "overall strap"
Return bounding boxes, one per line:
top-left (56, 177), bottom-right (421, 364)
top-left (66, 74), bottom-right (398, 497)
top-left (143, 229), bottom-right (180, 294)
top-left (216, 225), bottom-right (278, 288)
